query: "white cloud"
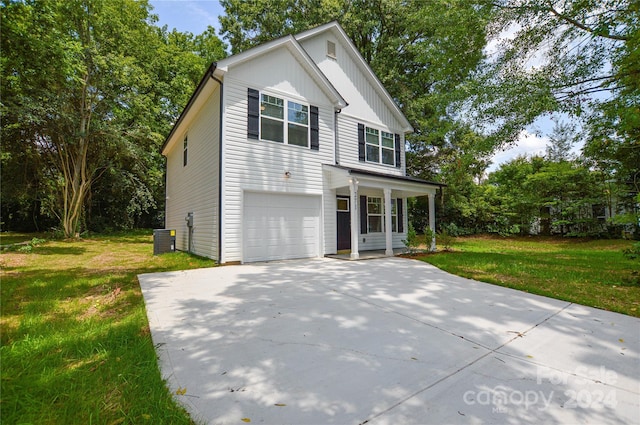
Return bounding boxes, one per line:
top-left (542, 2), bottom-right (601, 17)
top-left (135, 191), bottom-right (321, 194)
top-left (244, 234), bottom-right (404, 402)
top-left (487, 130), bottom-right (548, 172)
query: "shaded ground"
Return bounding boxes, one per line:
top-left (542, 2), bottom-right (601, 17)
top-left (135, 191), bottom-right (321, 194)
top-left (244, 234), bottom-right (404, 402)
top-left (139, 257), bottom-right (639, 425)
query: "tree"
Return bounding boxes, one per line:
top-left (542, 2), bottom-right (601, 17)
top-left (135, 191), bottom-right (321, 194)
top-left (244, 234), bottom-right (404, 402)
top-left (545, 119), bottom-right (578, 162)
top-left (469, 0), bottom-right (638, 149)
top-left (219, 0), bottom-right (493, 181)
top-left (1, 0), bottom-right (227, 235)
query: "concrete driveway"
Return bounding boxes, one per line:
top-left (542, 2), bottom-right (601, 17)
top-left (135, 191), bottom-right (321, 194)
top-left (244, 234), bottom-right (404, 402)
top-left (138, 257), bottom-right (639, 425)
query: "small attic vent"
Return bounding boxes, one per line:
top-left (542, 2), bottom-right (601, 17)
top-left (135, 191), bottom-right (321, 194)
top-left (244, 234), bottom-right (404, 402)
top-left (327, 40), bottom-right (336, 59)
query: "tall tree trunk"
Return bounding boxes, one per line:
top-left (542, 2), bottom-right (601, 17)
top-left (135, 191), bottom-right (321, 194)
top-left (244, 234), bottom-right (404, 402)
top-left (61, 73), bottom-right (92, 239)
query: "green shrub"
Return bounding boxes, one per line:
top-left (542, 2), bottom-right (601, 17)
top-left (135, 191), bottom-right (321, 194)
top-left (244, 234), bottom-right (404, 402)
top-left (403, 223), bottom-right (420, 253)
top-left (437, 229), bottom-right (455, 251)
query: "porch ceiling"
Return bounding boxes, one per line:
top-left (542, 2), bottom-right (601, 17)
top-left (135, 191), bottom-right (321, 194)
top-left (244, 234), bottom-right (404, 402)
top-left (323, 164), bottom-right (444, 198)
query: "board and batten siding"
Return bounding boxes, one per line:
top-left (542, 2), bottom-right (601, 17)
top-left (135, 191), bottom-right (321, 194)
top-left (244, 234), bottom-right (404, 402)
top-left (298, 33), bottom-right (405, 134)
top-left (165, 87), bottom-right (220, 259)
top-left (335, 114), bottom-right (405, 175)
top-left (221, 68), bottom-right (336, 263)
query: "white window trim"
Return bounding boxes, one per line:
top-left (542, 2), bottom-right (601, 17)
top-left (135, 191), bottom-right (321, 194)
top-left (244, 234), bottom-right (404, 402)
top-left (259, 91), bottom-right (310, 148)
top-left (367, 197), bottom-right (383, 233)
top-left (365, 126), bottom-right (396, 167)
top-left (367, 196), bottom-right (398, 233)
top-left (337, 197), bottom-right (349, 212)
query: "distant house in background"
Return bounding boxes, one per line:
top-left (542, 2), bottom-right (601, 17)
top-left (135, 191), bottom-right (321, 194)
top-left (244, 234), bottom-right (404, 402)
top-left (161, 21), bottom-right (444, 264)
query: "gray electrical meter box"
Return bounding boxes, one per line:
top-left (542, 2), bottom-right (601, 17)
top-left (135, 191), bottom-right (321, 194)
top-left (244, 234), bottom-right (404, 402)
top-left (153, 229), bottom-right (176, 255)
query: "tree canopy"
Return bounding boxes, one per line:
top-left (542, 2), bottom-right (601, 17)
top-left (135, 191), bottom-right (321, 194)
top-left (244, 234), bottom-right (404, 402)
top-left (1, 0), bottom-right (226, 235)
top-left (220, 0), bottom-right (494, 180)
top-left (1, 0), bottom-right (637, 238)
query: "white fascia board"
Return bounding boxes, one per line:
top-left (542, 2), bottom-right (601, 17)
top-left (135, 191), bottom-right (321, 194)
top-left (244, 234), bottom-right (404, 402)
top-left (215, 35), bottom-right (347, 109)
top-left (296, 22), bottom-right (413, 134)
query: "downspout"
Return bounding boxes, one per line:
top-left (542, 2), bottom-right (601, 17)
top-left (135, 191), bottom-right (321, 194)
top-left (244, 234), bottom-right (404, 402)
top-left (210, 65), bottom-right (224, 265)
top-left (334, 108), bottom-right (341, 165)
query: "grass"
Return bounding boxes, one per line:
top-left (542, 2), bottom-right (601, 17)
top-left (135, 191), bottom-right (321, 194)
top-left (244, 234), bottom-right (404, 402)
top-left (0, 230), bottom-right (215, 424)
top-left (414, 235), bottom-right (640, 317)
top-left (3, 232), bottom-right (639, 423)
top-left (0, 232), bottom-right (47, 247)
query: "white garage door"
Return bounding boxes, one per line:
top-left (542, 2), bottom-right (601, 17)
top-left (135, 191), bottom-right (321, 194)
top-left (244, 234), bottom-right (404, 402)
top-left (244, 192), bottom-right (321, 263)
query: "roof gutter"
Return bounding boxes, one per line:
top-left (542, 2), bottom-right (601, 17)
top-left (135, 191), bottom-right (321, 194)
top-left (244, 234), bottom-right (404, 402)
top-left (160, 62), bottom-right (219, 154)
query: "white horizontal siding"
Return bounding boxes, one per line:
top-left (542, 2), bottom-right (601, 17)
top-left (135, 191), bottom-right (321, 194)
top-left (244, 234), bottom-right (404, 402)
top-left (336, 188), bottom-right (408, 251)
top-left (221, 72), bottom-right (336, 263)
top-left (165, 88), bottom-right (220, 259)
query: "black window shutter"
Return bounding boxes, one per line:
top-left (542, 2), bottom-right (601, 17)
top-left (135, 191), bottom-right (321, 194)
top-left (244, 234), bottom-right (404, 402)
top-left (397, 198), bottom-right (404, 233)
top-left (310, 105), bottom-right (319, 150)
top-left (358, 123), bottom-right (365, 162)
top-left (360, 195), bottom-right (368, 234)
top-left (394, 134), bottom-right (401, 168)
top-left (247, 88), bottom-right (259, 139)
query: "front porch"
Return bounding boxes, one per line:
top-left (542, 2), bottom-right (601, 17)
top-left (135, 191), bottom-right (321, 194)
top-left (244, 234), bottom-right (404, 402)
top-left (326, 248), bottom-right (407, 261)
top-left (324, 164), bottom-right (445, 259)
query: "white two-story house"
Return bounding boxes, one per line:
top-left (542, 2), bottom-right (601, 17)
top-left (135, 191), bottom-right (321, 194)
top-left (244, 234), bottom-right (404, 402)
top-left (162, 21), bottom-right (443, 264)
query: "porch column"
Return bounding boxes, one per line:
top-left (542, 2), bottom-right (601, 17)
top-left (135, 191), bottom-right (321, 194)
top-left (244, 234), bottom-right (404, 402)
top-left (384, 188), bottom-right (393, 256)
top-left (349, 178), bottom-right (359, 260)
top-left (428, 192), bottom-right (436, 251)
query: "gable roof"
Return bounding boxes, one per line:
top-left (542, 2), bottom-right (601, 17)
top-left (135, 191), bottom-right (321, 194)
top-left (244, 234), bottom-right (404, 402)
top-left (161, 62), bottom-right (220, 155)
top-left (162, 21), bottom-right (413, 154)
top-left (295, 21), bottom-right (413, 133)
top-left (214, 34), bottom-right (347, 109)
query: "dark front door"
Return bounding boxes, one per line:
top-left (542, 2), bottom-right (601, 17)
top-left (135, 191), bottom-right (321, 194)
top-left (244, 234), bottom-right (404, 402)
top-left (336, 196), bottom-right (351, 250)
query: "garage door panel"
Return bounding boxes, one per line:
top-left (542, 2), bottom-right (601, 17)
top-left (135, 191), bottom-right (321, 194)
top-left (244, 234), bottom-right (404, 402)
top-left (244, 193), bottom-right (321, 263)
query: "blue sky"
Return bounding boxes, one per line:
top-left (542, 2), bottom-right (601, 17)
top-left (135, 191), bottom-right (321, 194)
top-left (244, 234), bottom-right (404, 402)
top-left (150, 0), bottom-right (224, 35)
top-left (148, 1), bottom-right (558, 172)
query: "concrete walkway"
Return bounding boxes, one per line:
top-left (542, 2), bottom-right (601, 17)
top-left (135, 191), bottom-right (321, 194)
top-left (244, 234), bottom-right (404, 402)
top-left (138, 257), bottom-right (640, 425)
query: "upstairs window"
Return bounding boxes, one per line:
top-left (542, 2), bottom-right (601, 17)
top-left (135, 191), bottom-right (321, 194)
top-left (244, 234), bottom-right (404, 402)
top-left (287, 101), bottom-right (309, 147)
top-left (381, 131), bottom-right (395, 166)
top-left (248, 88), bottom-right (318, 150)
top-left (359, 124), bottom-right (399, 167)
top-left (260, 93), bottom-right (309, 147)
top-left (260, 94), bottom-right (284, 143)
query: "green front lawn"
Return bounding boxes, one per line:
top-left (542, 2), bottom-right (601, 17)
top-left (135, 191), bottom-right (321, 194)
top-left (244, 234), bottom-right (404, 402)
top-left (416, 235), bottom-right (640, 317)
top-left (2, 232), bottom-right (638, 424)
top-left (1, 231), bottom-right (215, 424)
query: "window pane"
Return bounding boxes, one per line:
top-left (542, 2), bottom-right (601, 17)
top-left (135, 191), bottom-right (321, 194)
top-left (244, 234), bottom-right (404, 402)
top-left (391, 199), bottom-right (397, 215)
top-left (288, 102), bottom-right (308, 125)
top-left (382, 148), bottom-right (395, 165)
top-left (337, 199), bottom-right (349, 211)
top-left (368, 216), bottom-right (382, 233)
top-left (366, 145), bottom-right (379, 162)
top-left (261, 94), bottom-right (284, 119)
top-left (368, 197), bottom-right (381, 214)
top-left (382, 132), bottom-right (394, 148)
top-left (261, 117), bottom-right (284, 142)
top-left (365, 127), bottom-right (379, 145)
top-left (288, 123), bottom-right (308, 147)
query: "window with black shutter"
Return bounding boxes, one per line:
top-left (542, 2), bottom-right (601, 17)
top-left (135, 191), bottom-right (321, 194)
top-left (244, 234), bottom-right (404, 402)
top-left (359, 123), bottom-right (398, 166)
top-left (248, 88), bottom-right (317, 149)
